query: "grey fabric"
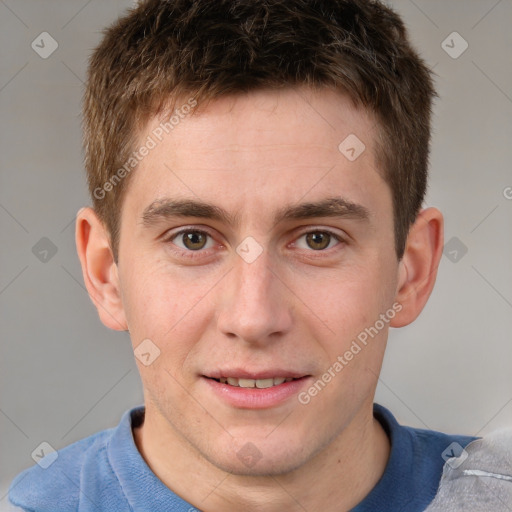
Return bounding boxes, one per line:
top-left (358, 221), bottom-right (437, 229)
top-left (425, 428), bottom-right (512, 511)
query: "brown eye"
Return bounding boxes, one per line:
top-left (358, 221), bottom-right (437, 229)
top-left (305, 232), bottom-right (332, 250)
top-left (180, 231), bottom-right (208, 250)
top-left (165, 227), bottom-right (219, 260)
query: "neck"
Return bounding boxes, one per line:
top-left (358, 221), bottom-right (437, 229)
top-left (133, 401), bottom-right (390, 512)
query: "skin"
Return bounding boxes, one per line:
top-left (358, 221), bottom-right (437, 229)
top-left (76, 86), bottom-right (444, 512)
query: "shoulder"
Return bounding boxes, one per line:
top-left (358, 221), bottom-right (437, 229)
top-left (7, 409), bottom-right (139, 512)
top-left (9, 429), bottom-right (113, 512)
top-left (396, 409), bottom-right (478, 483)
top-left (374, 403), bottom-right (477, 462)
top-left (366, 403), bottom-right (478, 511)
top-left (407, 423), bottom-right (477, 459)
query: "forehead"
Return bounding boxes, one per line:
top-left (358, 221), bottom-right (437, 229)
top-left (151, 87), bottom-right (376, 167)
top-left (123, 87), bottom-right (390, 226)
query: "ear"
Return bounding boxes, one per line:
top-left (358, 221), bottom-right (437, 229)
top-left (390, 207), bottom-right (444, 328)
top-left (75, 207), bottom-right (128, 331)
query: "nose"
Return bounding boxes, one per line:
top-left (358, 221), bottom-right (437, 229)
top-left (216, 247), bottom-right (293, 346)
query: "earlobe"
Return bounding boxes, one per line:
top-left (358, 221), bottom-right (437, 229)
top-left (75, 207), bottom-right (128, 331)
top-left (390, 207), bottom-right (444, 328)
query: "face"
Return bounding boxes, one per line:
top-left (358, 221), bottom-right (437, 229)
top-left (115, 87), bottom-right (401, 476)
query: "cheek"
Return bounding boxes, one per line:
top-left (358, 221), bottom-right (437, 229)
top-left (121, 264), bottom-right (217, 369)
top-left (292, 261), bottom-right (391, 338)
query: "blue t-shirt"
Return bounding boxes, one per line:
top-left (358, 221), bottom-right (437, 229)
top-left (9, 404), bottom-right (476, 511)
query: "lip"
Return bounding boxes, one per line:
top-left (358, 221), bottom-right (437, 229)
top-left (204, 369), bottom-right (307, 380)
top-left (201, 375), bottom-right (312, 409)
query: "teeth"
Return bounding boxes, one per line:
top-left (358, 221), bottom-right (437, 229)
top-left (217, 377), bottom-right (296, 388)
top-left (255, 378), bottom-right (274, 389)
top-left (238, 378), bottom-right (257, 388)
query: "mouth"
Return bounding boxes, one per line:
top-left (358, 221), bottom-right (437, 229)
top-left (201, 370), bottom-right (312, 408)
top-left (206, 376), bottom-right (301, 389)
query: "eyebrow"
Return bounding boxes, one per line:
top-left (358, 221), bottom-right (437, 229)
top-left (141, 196), bottom-right (371, 229)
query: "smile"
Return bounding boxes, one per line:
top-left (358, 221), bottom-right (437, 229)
top-left (211, 377), bottom-right (297, 388)
top-left (202, 374), bottom-right (312, 408)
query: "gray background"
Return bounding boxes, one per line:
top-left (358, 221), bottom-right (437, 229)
top-left (1, 0), bottom-right (511, 506)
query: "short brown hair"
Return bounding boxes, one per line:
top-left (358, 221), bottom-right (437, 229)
top-left (83, 0), bottom-right (436, 262)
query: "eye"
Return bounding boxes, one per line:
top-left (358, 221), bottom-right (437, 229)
top-left (167, 229), bottom-right (215, 251)
top-left (294, 230), bottom-right (343, 251)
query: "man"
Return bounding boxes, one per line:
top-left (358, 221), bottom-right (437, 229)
top-left (9, 0), bottom-right (511, 510)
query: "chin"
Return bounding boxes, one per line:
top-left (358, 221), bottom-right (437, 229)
top-left (211, 452), bottom-right (308, 477)
top-left (201, 434), bottom-right (314, 477)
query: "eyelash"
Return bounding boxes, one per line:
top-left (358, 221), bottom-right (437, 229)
top-left (163, 226), bottom-right (346, 259)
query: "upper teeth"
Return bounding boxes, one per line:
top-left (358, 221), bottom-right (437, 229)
top-left (219, 377), bottom-right (294, 388)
